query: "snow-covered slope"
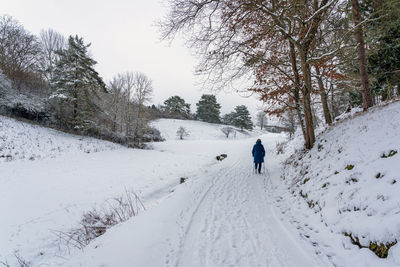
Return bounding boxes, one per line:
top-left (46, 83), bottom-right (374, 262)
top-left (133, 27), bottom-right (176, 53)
top-left (0, 115), bottom-right (121, 162)
top-left (151, 118), bottom-right (260, 140)
top-left (275, 101), bottom-right (400, 266)
top-left (66, 132), bottom-right (321, 267)
top-left (1, 117), bottom-right (278, 266)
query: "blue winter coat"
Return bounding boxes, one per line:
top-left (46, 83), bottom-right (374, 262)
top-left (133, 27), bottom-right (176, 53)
top-left (252, 141), bottom-right (265, 163)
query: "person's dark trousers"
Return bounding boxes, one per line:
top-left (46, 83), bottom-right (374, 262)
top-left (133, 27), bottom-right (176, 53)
top-left (255, 163), bottom-right (262, 173)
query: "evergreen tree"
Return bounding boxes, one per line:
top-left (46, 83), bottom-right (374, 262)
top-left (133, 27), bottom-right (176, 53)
top-left (50, 35), bottom-right (105, 130)
top-left (196, 94), bottom-right (221, 123)
top-left (232, 105), bottom-right (253, 130)
top-left (222, 112), bottom-right (236, 125)
top-left (367, 0), bottom-right (400, 99)
top-left (163, 95), bottom-right (191, 119)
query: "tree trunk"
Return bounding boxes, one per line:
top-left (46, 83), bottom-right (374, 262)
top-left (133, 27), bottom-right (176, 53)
top-left (299, 49), bottom-right (315, 149)
top-left (351, 0), bottom-right (373, 110)
top-left (315, 66), bottom-right (332, 125)
top-left (73, 90), bottom-right (78, 128)
top-left (289, 42), bottom-right (307, 143)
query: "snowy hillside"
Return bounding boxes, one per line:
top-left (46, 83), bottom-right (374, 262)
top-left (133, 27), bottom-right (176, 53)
top-left (7, 107), bottom-right (399, 267)
top-left (0, 115), bottom-right (121, 162)
top-left (0, 117), bottom-right (280, 266)
top-left (151, 118), bottom-right (259, 140)
top-left (275, 101), bottom-right (400, 266)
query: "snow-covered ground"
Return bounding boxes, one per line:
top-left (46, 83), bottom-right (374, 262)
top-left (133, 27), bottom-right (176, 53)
top-left (0, 115), bottom-right (121, 162)
top-left (1, 116), bottom-right (281, 266)
top-left (274, 101), bottom-right (400, 266)
top-left (151, 118), bottom-right (258, 140)
top-left (66, 133), bottom-right (325, 267)
top-left (3, 101), bottom-right (399, 267)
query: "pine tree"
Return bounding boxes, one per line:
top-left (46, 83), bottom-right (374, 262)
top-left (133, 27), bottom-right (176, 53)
top-left (50, 35), bottom-right (105, 130)
top-left (367, 0), bottom-right (400, 100)
top-left (163, 95), bottom-right (191, 119)
top-left (232, 105), bottom-right (253, 130)
top-left (196, 94), bottom-right (221, 123)
top-left (222, 112), bottom-right (236, 125)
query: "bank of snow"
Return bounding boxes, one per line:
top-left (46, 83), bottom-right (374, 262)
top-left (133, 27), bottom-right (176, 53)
top-left (0, 115), bottom-right (121, 162)
top-left (275, 101), bottom-right (400, 266)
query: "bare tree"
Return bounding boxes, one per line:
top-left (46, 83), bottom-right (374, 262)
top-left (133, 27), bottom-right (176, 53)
top-left (107, 75), bottom-right (125, 132)
top-left (123, 71), bottom-right (135, 136)
top-left (132, 72), bottom-right (153, 142)
top-left (280, 109), bottom-right (297, 139)
top-left (176, 126), bottom-right (189, 140)
top-left (256, 111), bottom-right (267, 130)
top-left (221, 126), bottom-right (234, 138)
top-left (38, 28), bottom-right (66, 83)
top-left (0, 15), bottom-right (41, 89)
top-left (107, 72), bottom-right (153, 144)
top-left (161, 0), bottom-right (340, 149)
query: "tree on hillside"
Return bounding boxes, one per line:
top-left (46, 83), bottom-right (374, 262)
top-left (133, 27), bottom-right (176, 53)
top-left (50, 35), bottom-right (106, 130)
top-left (351, 0), bottom-right (373, 110)
top-left (221, 126), bottom-right (235, 138)
top-left (367, 0), bottom-right (400, 100)
top-left (163, 95), bottom-right (191, 119)
top-left (196, 94), bottom-right (221, 123)
top-left (38, 28), bottom-right (66, 84)
top-left (0, 15), bottom-right (41, 89)
top-left (232, 105), bottom-right (253, 131)
top-left (222, 112), bottom-right (236, 125)
top-left (256, 111), bottom-right (267, 130)
top-left (132, 72), bottom-right (153, 144)
top-left (280, 109), bottom-right (297, 139)
top-left (176, 126), bottom-right (189, 140)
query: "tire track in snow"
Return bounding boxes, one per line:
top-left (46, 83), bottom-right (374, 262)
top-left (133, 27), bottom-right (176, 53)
top-left (171, 146), bottom-right (322, 267)
top-left (173, 158), bottom-right (243, 267)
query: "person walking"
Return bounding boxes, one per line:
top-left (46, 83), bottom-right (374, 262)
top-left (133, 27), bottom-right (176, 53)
top-left (252, 139), bottom-right (265, 174)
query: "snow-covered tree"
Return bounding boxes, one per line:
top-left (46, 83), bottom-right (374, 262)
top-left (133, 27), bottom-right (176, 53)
top-left (280, 109), bottom-right (297, 139)
top-left (163, 95), bottom-right (191, 119)
top-left (222, 112), bottom-right (236, 125)
top-left (256, 111), bottom-right (267, 130)
top-left (132, 72), bottom-right (153, 144)
top-left (221, 126), bottom-right (234, 138)
top-left (50, 35), bottom-right (106, 130)
top-left (196, 94), bottom-right (221, 123)
top-left (38, 28), bottom-right (66, 84)
top-left (232, 105), bottom-right (253, 131)
top-left (0, 15), bottom-right (41, 89)
top-left (176, 126), bottom-right (189, 140)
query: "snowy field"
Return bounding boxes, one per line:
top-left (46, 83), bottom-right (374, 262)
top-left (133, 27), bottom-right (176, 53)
top-left (1, 116), bottom-right (283, 266)
top-left (151, 118), bottom-right (258, 140)
top-left (66, 132), bottom-right (325, 267)
top-left (2, 103), bottom-right (399, 267)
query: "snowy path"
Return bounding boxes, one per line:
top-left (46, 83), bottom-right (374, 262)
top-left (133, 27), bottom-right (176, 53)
top-left (173, 158), bottom-right (319, 267)
top-left (70, 136), bottom-right (322, 267)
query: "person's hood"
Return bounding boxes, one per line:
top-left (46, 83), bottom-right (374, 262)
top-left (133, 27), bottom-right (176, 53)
top-left (256, 140), bottom-right (261, 144)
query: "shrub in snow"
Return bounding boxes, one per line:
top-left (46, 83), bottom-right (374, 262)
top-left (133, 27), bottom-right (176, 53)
top-left (275, 141), bottom-right (288, 155)
top-left (221, 126), bottom-right (234, 138)
top-left (141, 127), bottom-right (164, 142)
top-left (56, 189), bottom-right (145, 249)
top-left (176, 126), bottom-right (189, 140)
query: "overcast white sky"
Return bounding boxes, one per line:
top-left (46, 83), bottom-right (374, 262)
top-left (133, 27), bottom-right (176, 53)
top-left (2, 0), bottom-right (263, 116)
